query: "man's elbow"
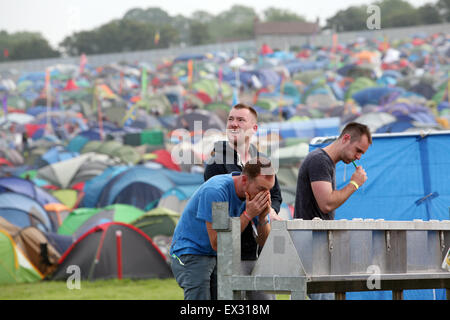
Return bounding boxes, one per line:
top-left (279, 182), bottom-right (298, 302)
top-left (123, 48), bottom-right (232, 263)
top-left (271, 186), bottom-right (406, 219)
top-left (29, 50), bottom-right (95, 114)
top-left (318, 203), bottom-right (333, 214)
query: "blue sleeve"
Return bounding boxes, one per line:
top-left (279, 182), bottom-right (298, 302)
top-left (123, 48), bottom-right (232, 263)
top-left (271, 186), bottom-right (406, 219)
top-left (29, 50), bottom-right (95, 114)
top-left (196, 187), bottom-right (226, 223)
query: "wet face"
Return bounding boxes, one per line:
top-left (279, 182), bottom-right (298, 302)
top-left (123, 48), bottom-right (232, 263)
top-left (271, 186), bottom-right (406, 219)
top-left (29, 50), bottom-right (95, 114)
top-left (341, 134), bottom-right (370, 164)
top-left (226, 108), bottom-right (257, 146)
top-left (245, 175), bottom-right (275, 200)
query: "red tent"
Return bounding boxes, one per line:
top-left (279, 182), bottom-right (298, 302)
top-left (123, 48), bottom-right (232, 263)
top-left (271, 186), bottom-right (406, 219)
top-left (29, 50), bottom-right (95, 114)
top-left (25, 124), bottom-right (46, 138)
top-left (151, 149), bottom-right (181, 172)
top-left (260, 43), bottom-right (274, 55)
top-left (194, 91), bottom-right (212, 104)
top-left (0, 158), bottom-right (13, 167)
top-left (63, 79), bottom-right (79, 91)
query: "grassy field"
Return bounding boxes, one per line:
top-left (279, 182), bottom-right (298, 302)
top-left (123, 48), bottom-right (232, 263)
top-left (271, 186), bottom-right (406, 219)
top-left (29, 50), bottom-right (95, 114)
top-left (0, 278), bottom-right (184, 300)
top-left (0, 278), bottom-right (291, 300)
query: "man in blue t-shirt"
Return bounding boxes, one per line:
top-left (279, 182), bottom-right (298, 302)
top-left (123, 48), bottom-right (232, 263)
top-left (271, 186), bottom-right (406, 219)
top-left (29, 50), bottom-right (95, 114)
top-left (170, 157), bottom-right (275, 300)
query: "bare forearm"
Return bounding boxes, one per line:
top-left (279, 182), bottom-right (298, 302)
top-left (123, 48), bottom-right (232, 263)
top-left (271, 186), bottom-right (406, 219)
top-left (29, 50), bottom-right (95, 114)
top-left (256, 223), bottom-right (270, 247)
top-left (321, 183), bottom-right (356, 213)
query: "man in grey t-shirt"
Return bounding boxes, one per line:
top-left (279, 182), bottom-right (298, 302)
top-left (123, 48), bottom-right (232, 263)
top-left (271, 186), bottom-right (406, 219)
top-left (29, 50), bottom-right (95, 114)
top-left (294, 122), bottom-right (372, 220)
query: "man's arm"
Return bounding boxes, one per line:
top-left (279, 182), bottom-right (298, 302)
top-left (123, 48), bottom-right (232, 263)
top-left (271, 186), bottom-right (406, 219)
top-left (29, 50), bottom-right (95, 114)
top-left (311, 181), bottom-right (356, 214)
top-left (311, 166), bottom-right (367, 214)
top-left (206, 221), bottom-right (218, 251)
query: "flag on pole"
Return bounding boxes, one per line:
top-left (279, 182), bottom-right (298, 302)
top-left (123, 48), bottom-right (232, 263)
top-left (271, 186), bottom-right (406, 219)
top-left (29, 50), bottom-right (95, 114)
top-left (79, 53), bottom-right (87, 74)
top-left (187, 60), bottom-right (193, 90)
top-left (45, 68), bottom-right (52, 133)
top-left (154, 30), bottom-right (160, 45)
top-left (141, 67), bottom-right (148, 99)
top-left (232, 87), bottom-right (239, 106)
top-left (217, 67), bottom-right (223, 101)
top-left (2, 94), bottom-right (7, 117)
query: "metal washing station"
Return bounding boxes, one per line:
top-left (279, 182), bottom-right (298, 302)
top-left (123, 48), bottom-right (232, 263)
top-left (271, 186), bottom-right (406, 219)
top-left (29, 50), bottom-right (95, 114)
top-left (212, 203), bottom-right (450, 300)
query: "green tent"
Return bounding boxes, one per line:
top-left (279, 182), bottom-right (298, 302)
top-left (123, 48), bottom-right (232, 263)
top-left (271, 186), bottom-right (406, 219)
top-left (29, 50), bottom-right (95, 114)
top-left (57, 204), bottom-right (146, 236)
top-left (193, 79), bottom-right (233, 100)
top-left (131, 207), bottom-right (180, 239)
top-left (432, 81), bottom-right (448, 105)
top-left (255, 98), bottom-right (278, 110)
top-left (204, 102), bottom-right (230, 112)
top-left (345, 77), bottom-right (377, 101)
top-left (0, 230), bottom-right (43, 284)
top-left (81, 140), bottom-right (141, 164)
top-left (81, 141), bottom-right (102, 154)
top-left (292, 70), bottom-right (323, 85)
top-left (110, 145), bottom-right (140, 164)
top-left (51, 189), bottom-right (78, 209)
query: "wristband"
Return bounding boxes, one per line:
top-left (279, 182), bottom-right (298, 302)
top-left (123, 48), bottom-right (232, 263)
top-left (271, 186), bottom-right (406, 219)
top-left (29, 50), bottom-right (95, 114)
top-left (242, 211), bottom-right (252, 221)
top-left (350, 180), bottom-right (359, 190)
top-left (259, 218), bottom-right (270, 227)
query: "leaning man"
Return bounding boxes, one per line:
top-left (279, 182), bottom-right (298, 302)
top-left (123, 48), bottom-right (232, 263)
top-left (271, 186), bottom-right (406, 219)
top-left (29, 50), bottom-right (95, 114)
top-left (170, 157), bottom-right (275, 300)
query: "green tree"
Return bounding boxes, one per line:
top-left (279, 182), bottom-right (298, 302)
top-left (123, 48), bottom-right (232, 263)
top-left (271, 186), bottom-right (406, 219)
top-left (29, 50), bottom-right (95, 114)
top-left (60, 19), bottom-right (178, 55)
top-left (123, 7), bottom-right (172, 25)
top-left (418, 3), bottom-right (443, 24)
top-left (0, 31), bottom-right (59, 61)
top-left (209, 5), bottom-right (257, 41)
top-left (325, 6), bottom-right (367, 31)
top-left (189, 21), bottom-right (211, 45)
top-left (436, 0), bottom-right (450, 22)
top-left (263, 7), bottom-right (306, 22)
top-left (375, 0), bottom-right (420, 27)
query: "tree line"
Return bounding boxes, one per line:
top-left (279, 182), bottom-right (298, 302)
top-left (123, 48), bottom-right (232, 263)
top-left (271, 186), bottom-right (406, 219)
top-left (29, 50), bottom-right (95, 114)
top-left (0, 0), bottom-right (448, 62)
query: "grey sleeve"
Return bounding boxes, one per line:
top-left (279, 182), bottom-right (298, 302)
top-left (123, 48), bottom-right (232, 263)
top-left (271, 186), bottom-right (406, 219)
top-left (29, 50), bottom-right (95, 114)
top-left (307, 155), bottom-right (333, 183)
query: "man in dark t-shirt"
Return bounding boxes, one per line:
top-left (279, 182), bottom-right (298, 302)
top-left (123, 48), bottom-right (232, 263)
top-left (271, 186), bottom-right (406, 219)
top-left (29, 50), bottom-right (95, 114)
top-left (294, 148), bottom-right (336, 220)
top-left (294, 122), bottom-right (372, 220)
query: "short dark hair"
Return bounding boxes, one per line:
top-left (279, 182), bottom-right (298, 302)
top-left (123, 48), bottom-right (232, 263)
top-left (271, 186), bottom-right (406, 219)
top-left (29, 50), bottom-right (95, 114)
top-left (242, 156), bottom-right (274, 180)
top-left (339, 122), bottom-right (372, 144)
top-left (232, 103), bottom-right (258, 122)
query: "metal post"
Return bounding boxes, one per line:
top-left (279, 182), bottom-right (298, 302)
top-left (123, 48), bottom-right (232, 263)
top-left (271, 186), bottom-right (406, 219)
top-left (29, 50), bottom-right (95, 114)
top-left (392, 290), bottom-right (403, 300)
top-left (335, 292), bottom-right (346, 300)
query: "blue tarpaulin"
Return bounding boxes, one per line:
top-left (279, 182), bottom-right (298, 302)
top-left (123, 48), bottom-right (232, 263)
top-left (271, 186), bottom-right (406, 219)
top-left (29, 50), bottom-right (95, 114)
top-left (310, 131), bottom-right (450, 299)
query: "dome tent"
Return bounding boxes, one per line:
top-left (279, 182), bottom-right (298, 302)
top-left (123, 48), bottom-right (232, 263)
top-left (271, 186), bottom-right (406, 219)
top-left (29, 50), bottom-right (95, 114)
top-left (52, 222), bottom-right (172, 281)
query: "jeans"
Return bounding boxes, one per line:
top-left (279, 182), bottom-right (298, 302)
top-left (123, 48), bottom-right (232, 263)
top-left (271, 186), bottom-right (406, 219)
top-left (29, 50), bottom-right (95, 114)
top-left (171, 254), bottom-right (217, 300)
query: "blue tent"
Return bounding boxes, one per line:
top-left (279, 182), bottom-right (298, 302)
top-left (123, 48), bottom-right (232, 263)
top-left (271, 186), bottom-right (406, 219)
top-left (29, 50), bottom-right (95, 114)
top-left (352, 87), bottom-right (405, 106)
top-left (0, 192), bottom-right (53, 232)
top-left (81, 165), bottom-right (129, 208)
top-left (0, 177), bottom-right (60, 206)
top-left (310, 131), bottom-right (450, 299)
top-left (258, 117), bottom-right (340, 140)
top-left (95, 166), bottom-right (204, 211)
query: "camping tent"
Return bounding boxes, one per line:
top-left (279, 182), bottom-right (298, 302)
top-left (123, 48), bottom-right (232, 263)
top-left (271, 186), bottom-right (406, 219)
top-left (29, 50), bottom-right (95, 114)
top-left (0, 229), bottom-right (43, 284)
top-left (0, 192), bottom-right (54, 232)
top-left (0, 217), bottom-right (61, 277)
top-left (0, 176), bottom-right (60, 206)
top-left (52, 222), bottom-right (172, 281)
top-left (131, 207), bottom-right (180, 239)
top-left (72, 204), bottom-right (146, 240)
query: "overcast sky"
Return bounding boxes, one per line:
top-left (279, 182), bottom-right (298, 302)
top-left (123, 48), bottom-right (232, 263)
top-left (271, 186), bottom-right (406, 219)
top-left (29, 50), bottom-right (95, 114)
top-left (0, 0), bottom-right (436, 47)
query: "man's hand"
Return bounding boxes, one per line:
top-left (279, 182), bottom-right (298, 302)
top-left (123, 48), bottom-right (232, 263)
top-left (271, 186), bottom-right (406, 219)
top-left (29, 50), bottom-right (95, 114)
top-left (351, 166), bottom-right (367, 187)
top-left (245, 190), bottom-right (270, 219)
top-left (269, 207), bottom-right (283, 221)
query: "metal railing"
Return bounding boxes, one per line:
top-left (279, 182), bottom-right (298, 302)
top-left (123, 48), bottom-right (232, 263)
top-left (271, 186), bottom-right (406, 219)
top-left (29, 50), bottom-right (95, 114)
top-left (213, 202), bottom-right (450, 300)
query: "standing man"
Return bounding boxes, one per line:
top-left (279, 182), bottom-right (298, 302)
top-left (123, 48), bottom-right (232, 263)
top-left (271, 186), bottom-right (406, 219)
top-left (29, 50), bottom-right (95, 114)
top-left (170, 157), bottom-right (275, 300)
top-left (204, 103), bottom-right (282, 299)
top-left (294, 122), bottom-right (372, 220)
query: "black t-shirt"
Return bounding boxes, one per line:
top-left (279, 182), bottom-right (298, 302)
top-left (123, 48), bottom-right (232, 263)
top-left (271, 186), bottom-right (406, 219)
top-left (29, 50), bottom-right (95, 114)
top-left (294, 148), bottom-right (336, 220)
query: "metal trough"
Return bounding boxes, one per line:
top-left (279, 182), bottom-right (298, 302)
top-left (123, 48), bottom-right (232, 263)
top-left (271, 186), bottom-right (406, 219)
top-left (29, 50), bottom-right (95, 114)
top-left (213, 202), bottom-right (450, 300)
